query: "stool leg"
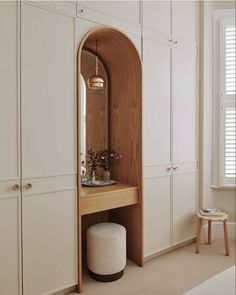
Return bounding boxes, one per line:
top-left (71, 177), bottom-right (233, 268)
top-left (196, 218), bottom-right (202, 254)
top-left (223, 220), bottom-right (230, 256)
top-left (208, 220), bottom-right (212, 244)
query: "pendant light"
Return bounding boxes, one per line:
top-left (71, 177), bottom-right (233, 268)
top-left (87, 39), bottom-right (105, 89)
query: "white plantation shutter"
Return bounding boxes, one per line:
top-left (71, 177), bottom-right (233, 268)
top-left (220, 17), bottom-right (236, 186)
top-left (225, 25), bottom-right (236, 95)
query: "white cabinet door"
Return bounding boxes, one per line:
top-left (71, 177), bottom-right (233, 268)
top-left (143, 2), bottom-right (198, 257)
top-left (0, 2), bottom-right (21, 295)
top-left (78, 0), bottom-right (140, 26)
top-left (144, 177), bottom-right (171, 256)
top-left (172, 49), bottom-right (196, 165)
top-left (172, 0), bottom-right (197, 44)
top-left (172, 173), bottom-right (197, 245)
top-left (0, 1), bottom-right (20, 181)
top-left (22, 188), bottom-right (77, 295)
top-left (143, 0), bottom-right (171, 36)
top-left (172, 48), bottom-right (197, 245)
top-left (21, 4), bottom-right (76, 178)
top-left (143, 34), bottom-right (171, 257)
top-left (21, 4), bottom-right (77, 295)
top-left (143, 38), bottom-right (171, 167)
top-left (0, 190), bottom-right (21, 295)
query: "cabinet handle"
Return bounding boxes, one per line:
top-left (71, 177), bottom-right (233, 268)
top-left (173, 166), bottom-right (178, 171)
top-left (173, 41), bottom-right (178, 44)
top-left (166, 167), bottom-right (172, 172)
top-left (12, 184), bottom-right (20, 191)
top-left (25, 183), bottom-right (32, 190)
top-left (168, 39), bottom-right (173, 42)
top-left (80, 9), bottom-right (84, 13)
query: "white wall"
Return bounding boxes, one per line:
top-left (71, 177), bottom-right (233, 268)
top-left (200, 0), bottom-right (235, 221)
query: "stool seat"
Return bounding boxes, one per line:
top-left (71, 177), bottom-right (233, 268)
top-left (195, 212), bottom-right (229, 222)
top-left (87, 223), bottom-right (126, 282)
top-left (194, 211), bottom-right (230, 256)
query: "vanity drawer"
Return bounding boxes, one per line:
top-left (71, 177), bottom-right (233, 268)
top-left (80, 184), bottom-right (139, 215)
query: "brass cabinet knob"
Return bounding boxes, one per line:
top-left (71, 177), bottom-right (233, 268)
top-left (173, 166), bottom-right (178, 171)
top-left (25, 183), bottom-right (32, 190)
top-left (168, 39), bottom-right (173, 42)
top-left (12, 184), bottom-right (20, 191)
top-left (174, 41), bottom-right (178, 44)
top-left (166, 167), bottom-right (172, 172)
top-left (80, 8), bottom-right (84, 13)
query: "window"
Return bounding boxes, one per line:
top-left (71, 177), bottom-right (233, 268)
top-left (215, 11), bottom-right (236, 187)
top-left (220, 17), bottom-right (235, 186)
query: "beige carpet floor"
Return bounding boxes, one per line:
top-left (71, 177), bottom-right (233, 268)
top-left (70, 240), bottom-right (235, 295)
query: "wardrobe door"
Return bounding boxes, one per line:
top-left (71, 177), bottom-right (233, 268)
top-left (143, 37), bottom-right (171, 167)
top-left (0, 2), bottom-right (21, 295)
top-left (143, 0), bottom-right (171, 36)
top-left (172, 173), bottom-right (197, 244)
top-left (172, 0), bottom-right (197, 44)
top-left (143, 33), bottom-right (171, 256)
top-left (21, 3), bottom-right (77, 295)
top-left (172, 49), bottom-right (196, 164)
top-left (144, 177), bottom-right (171, 256)
top-left (78, 0), bottom-right (140, 26)
top-left (172, 48), bottom-right (197, 245)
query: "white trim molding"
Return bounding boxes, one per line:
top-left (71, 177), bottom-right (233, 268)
top-left (212, 9), bottom-right (236, 188)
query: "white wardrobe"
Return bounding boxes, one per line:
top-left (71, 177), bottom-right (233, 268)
top-left (0, 1), bottom-right (198, 294)
top-left (143, 0), bottom-right (198, 257)
top-left (0, 2), bottom-right (77, 295)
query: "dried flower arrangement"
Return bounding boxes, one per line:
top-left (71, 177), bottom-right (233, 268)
top-left (97, 149), bottom-right (122, 172)
top-left (86, 149), bottom-right (101, 173)
top-left (86, 149), bottom-right (122, 175)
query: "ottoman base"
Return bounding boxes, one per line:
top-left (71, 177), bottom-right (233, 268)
top-left (89, 269), bottom-right (124, 282)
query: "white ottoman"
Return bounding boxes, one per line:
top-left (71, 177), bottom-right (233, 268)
top-left (87, 222), bottom-right (126, 282)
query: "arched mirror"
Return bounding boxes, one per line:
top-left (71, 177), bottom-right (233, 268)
top-left (78, 27), bottom-right (142, 188)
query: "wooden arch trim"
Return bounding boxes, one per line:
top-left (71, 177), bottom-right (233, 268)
top-left (77, 27), bottom-right (143, 293)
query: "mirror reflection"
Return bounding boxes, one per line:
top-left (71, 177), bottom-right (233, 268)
top-left (80, 50), bottom-right (108, 177)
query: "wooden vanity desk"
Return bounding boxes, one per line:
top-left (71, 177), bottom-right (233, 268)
top-left (80, 183), bottom-right (139, 215)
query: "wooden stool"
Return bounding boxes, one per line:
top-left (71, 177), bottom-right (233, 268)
top-left (195, 212), bottom-right (230, 256)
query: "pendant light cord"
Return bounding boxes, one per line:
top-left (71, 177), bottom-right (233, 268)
top-left (95, 39), bottom-right (98, 76)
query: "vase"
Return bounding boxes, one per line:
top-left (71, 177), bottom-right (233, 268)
top-left (103, 170), bottom-right (111, 183)
top-left (91, 170), bottom-right (96, 183)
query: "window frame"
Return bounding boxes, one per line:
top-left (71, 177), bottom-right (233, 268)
top-left (212, 9), bottom-right (235, 188)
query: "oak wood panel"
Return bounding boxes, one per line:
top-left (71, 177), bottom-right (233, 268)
top-left (109, 203), bottom-right (143, 266)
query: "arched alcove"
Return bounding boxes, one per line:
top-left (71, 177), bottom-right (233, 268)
top-left (77, 27), bottom-right (143, 292)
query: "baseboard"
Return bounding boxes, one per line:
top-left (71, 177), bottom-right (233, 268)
top-left (144, 239), bottom-right (195, 262)
top-left (53, 286), bottom-right (76, 295)
top-left (202, 222), bottom-right (236, 243)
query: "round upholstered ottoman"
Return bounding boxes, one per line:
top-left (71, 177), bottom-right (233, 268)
top-left (87, 222), bottom-right (126, 282)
